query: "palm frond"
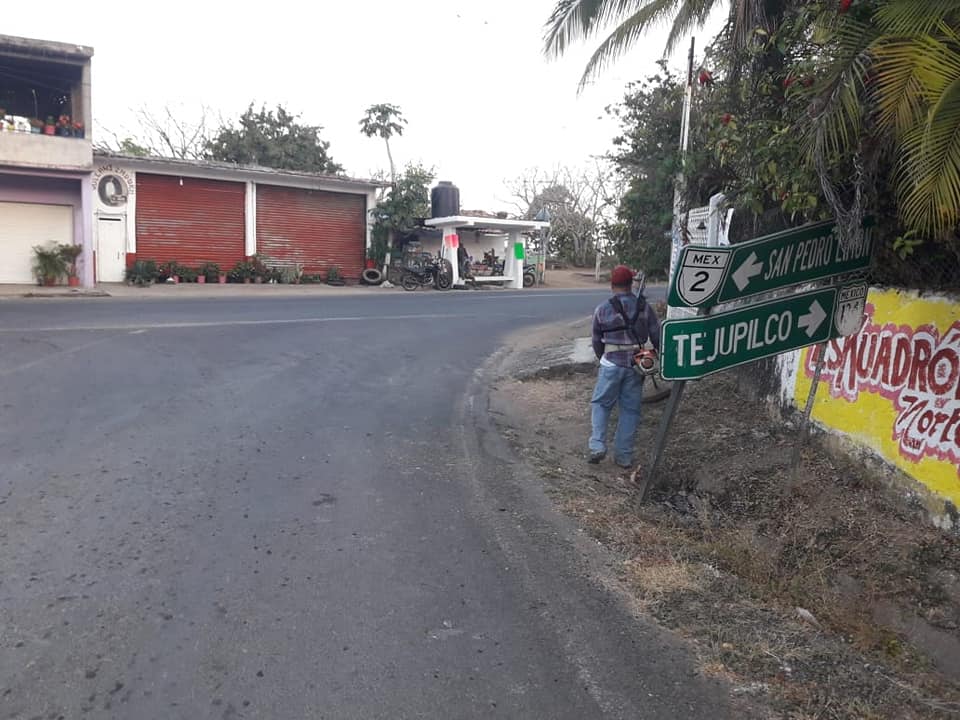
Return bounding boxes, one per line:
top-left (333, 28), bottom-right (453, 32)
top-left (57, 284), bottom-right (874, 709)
top-left (871, 36), bottom-right (934, 135)
top-left (896, 69), bottom-right (960, 238)
top-left (544, 0), bottom-right (664, 58)
top-left (575, 0), bottom-right (681, 89)
top-left (875, 0), bottom-right (960, 37)
top-left (805, 16), bottom-right (879, 164)
top-left (664, 0), bottom-right (718, 56)
top-left (543, 0), bottom-right (605, 58)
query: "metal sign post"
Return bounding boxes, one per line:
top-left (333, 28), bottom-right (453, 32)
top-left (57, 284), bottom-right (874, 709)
top-left (790, 341), bottom-right (828, 480)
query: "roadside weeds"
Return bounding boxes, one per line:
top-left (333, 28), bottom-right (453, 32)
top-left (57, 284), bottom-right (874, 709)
top-left (491, 322), bottom-right (960, 720)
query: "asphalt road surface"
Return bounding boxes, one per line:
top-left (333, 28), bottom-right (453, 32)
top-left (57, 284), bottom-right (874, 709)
top-left (0, 287), bottom-right (734, 720)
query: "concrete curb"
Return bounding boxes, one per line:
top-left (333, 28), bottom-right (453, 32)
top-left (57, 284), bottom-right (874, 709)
top-left (516, 337), bottom-right (596, 380)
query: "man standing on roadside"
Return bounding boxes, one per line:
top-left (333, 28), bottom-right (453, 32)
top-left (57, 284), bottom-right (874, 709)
top-left (588, 265), bottom-right (661, 468)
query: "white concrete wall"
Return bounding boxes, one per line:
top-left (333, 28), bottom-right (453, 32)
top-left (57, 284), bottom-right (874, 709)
top-left (415, 230), bottom-right (510, 263)
top-left (0, 134), bottom-right (93, 171)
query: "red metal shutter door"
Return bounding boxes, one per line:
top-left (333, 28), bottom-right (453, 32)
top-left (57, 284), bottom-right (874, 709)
top-left (135, 174), bottom-right (245, 268)
top-left (256, 186), bottom-right (366, 279)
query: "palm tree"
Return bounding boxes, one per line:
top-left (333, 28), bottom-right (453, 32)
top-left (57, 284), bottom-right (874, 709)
top-left (359, 104), bottom-right (407, 185)
top-left (807, 0), bottom-right (960, 242)
top-left (543, 0), bottom-right (782, 89)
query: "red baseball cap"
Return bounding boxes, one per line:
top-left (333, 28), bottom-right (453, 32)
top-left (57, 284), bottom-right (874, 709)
top-left (610, 265), bottom-right (634, 287)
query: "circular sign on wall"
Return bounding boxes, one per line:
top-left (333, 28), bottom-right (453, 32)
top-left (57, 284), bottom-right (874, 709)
top-left (92, 165), bottom-right (136, 210)
top-left (97, 174), bottom-right (128, 207)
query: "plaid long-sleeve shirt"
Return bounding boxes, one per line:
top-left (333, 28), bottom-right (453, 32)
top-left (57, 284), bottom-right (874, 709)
top-left (591, 293), bottom-right (661, 368)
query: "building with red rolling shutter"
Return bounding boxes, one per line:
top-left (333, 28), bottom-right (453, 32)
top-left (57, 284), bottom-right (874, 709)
top-left (91, 153), bottom-right (382, 283)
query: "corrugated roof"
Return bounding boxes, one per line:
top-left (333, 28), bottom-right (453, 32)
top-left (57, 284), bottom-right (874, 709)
top-left (94, 151), bottom-right (385, 190)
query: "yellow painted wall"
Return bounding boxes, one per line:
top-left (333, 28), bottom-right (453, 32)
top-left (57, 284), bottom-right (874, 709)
top-left (794, 288), bottom-right (960, 507)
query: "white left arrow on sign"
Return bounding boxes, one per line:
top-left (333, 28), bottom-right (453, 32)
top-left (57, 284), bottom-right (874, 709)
top-left (797, 300), bottom-right (826, 337)
top-left (732, 251), bottom-right (763, 291)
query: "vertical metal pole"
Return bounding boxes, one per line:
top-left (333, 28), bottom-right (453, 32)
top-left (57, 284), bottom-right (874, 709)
top-left (638, 36), bottom-right (698, 502)
top-left (790, 342), bottom-right (827, 477)
top-left (668, 37), bottom-right (696, 285)
top-left (638, 379), bottom-right (685, 502)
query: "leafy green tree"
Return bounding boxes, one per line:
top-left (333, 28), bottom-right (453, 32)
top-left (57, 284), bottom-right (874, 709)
top-left (206, 104), bottom-right (342, 174)
top-left (368, 164), bottom-right (434, 266)
top-left (359, 104), bottom-right (407, 185)
top-left (606, 63), bottom-right (683, 275)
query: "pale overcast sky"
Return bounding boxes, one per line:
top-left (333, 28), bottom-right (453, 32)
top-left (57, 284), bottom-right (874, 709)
top-left (5, 0), bottom-right (723, 211)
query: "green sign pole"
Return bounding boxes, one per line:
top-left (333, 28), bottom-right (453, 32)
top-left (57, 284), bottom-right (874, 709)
top-left (668, 218), bottom-right (874, 308)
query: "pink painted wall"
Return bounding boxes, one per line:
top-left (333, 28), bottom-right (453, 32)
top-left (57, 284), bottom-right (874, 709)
top-left (0, 171), bottom-right (93, 286)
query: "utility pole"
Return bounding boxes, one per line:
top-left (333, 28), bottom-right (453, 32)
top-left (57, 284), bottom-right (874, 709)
top-left (667, 37), bottom-right (696, 294)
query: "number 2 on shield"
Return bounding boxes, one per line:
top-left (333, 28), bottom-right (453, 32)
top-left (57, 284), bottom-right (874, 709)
top-left (690, 271), bottom-right (708, 292)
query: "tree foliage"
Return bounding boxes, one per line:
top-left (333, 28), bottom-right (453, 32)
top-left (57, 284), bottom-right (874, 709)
top-left (368, 164), bottom-right (435, 265)
top-left (359, 103), bottom-right (406, 185)
top-left (507, 164), bottom-right (621, 266)
top-left (606, 62), bottom-right (684, 276)
top-left (600, 0), bottom-right (960, 288)
top-left (206, 104), bottom-right (342, 174)
top-left (98, 105), bottom-right (212, 160)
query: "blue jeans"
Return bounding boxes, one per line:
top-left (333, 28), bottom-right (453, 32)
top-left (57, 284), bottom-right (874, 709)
top-left (589, 364), bottom-right (643, 464)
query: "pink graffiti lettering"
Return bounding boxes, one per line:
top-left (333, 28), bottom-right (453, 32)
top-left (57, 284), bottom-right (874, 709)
top-left (806, 306), bottom-right (960, 476)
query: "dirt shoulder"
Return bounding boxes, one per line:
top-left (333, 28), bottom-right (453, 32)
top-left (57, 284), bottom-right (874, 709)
top-left (490, 318), bottom-right (960, 719)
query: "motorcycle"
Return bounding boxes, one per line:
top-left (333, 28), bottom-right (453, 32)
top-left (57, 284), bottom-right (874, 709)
top-left (522, 264), bottom-right (537, 288)
top-left (401, 253), bottom-right (453, 291)
top-left (470, 251), bottom-right (537, 288)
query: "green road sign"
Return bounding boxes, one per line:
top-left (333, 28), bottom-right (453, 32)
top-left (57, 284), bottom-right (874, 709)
top-left (667, 219), bottom-right (874, 308)
top-left (660, 283), bottom-right (868, 380)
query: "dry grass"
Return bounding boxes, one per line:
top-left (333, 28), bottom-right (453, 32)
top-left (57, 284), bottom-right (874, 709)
top-left (494, 367), bottom-right (960, 719)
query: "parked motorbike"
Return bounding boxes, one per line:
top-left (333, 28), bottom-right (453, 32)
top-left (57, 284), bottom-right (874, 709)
top-left (522, 264), bottom-right (537, 288)
top-left (401, 254), bottom-right (453, 291)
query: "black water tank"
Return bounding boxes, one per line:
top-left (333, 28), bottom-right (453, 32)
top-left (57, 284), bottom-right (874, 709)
top-left (431, 181), bottom-right (460, 218)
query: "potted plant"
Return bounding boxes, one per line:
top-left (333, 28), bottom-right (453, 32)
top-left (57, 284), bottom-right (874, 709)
top-left (32, 244), bottom-right (68, 286)
top-left (29, 118), bottom-right (43, 134)
top-left (250, 254), bottom-right (268, 284)
top-left (56, 115), bottom-right (72, 137)
top-left (72, 121), bottom-right (84, 139)
top-left (158, 260), bottom-right (181, 284)
top-left (230, 259), bottom-right (255, 283)
top-left (125, 259), bottom-right (158, 287)
top-left (57, 243), bottom-right (83, 287)
top-left (178, 266), bottom-right (199, 283)
top-left (326, 265), bottom-right (345, 286)
top-left (199, 262), bottom-right (221, 284)
top-left (43, 116), bottom-right (56, 135)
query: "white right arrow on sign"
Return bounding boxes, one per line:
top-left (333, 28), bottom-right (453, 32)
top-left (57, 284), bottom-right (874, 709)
top-left (798, 300), bottom-right (826, 337)
top-left (732, 251), bottom-right (763, 291)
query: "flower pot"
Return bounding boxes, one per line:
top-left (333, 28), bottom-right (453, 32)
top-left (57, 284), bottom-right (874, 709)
top-left (197, 275), bottom-right (206, 284)
top-left (43, 278), bottom-right (57, 287)
top-left (172, 275), bottom-right (180, 284)
top-left (30, 126), bottom-right (42, 134)
top-left (68, 276), bottom-right (80, 287)
top-left (254, 276), bottom-right (263, 284)
top-left (218, 273), bottom-right (227, 284)
top-left (73, 128), bottom-right (84, 139)
top-left (243, 278), bottom-right (252, 284)
top-left (43, 124), bottom-right (55, 135)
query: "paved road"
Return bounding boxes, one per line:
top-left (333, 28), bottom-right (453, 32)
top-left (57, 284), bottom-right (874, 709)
top-left (0, 288), bottom-right (732, 720)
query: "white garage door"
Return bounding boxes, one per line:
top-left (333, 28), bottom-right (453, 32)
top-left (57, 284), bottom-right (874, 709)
top-left (0, 202), bottom-right (74, 283)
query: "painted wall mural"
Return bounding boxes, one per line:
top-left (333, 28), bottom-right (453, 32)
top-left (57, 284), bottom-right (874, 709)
top-left (795, 289), bottom-right (960, 510)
